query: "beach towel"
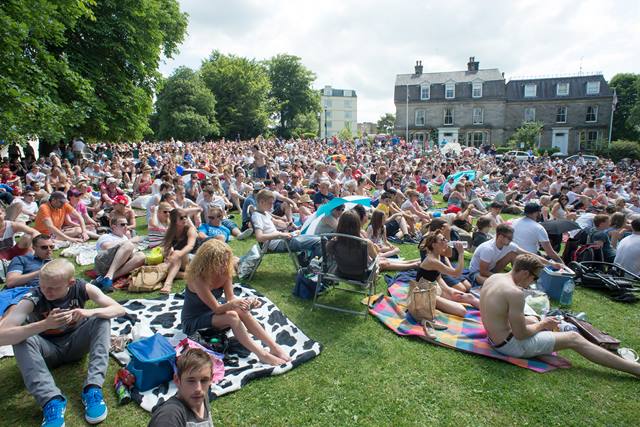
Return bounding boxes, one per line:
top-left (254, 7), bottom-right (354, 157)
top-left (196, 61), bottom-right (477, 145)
top-left (110, 283), bottom-right (322, 412)
top-left (370, 281), bottom-right (570, 373)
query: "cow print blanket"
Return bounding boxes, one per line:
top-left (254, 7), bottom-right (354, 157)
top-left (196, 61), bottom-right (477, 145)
top-left (110, 283), bottom-right (322, 412)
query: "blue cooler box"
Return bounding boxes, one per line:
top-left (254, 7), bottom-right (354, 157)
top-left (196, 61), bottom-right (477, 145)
top-left (537, 266), bottom-right (575, 301)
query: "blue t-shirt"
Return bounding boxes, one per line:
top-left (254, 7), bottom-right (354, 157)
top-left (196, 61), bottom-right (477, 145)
top-left (313, 191), bottom-right (334, 209)
top-left (7, 254), bottom-right (50, 288)
top-left (198, 223), bottom-right (230, 242)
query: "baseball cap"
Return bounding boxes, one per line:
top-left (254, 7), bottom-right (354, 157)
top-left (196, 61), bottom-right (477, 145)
top-left (524, 202), bottom-right (542, 214)
top-left (113, 195), bottom-right (129, 206)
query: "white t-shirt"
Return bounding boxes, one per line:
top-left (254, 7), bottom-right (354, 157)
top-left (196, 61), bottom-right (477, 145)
top-left (469, 238), bottom-right (520, 273)
top-left (513, 217), bottom-right (549, 254)
top-left (614, 234), bottom-right (640, 275)
top-left (96, 233), bottom-right (128, 251)
top-left (251, 210), bottom-right (279, 250)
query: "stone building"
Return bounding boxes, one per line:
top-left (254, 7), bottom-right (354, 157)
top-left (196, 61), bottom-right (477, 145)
top-left (393, 58), bottom-right (614, 154)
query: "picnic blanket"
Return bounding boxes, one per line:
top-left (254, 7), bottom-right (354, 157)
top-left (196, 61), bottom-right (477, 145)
top-left (110, 283), bottom-right (322, 412)
top-left (61, 243), bottom-right (98, 266)
top-left (370, 281), bottom-right (570, 373)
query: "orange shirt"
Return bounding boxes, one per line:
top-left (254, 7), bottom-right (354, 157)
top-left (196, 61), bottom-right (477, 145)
top-left (34, 202), bottom-right (75, 234)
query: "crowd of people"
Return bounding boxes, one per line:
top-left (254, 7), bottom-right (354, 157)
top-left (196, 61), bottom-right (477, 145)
top-left (0, 136), bottom-right (639, 426)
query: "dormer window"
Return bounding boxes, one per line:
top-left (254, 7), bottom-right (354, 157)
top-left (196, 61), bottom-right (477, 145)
top-left (557, 82), bottom-right (570, 96)
top-left (472, 82), bottom-right (483, 98)
top-left (524, 84), bottom-right (537, 97)
top-left (586, 81), bottom-right (600, 95)
top-left (445, 83), bottom-right (455, 99)
top-left (420, 84), bottom-right (430, 100)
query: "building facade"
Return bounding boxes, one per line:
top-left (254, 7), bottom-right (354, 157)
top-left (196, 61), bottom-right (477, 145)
top-left (393, 58), bottom-right (614, 154)
top-left (320, 85), bottom-right (357, 138)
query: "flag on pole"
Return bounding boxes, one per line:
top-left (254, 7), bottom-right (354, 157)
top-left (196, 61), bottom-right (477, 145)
top-left (612, 88), bottom-right (618, 112)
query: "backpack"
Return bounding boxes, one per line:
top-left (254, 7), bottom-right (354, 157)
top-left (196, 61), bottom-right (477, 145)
top-left (128, 264), bottom-right (169, 292)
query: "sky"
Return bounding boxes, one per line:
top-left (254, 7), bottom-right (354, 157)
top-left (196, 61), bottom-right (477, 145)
top-left (159, 0), bottom-right (640, 123)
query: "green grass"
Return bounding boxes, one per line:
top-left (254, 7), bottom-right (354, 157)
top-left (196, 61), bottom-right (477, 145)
top-left (1, 204), bottom-right (639, 426)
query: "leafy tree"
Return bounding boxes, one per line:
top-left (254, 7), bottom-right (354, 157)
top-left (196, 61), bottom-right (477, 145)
top-left (0, 0), bottom-right (96, 144)
top-left (64, 0), bottom-right (188, 141)
top-left (201, 51), bottom-right (271, 139)
top-left (377, 113), bottom-right (395, 134)
top-left (338, 126), bottom-right (353, 141)
top-left (609, 74), bottom-right (640, 141)
top-left (155, 67), bottom-right (218, 140)
top-left (265, 54), bottom-right (320, 139)
top-left (290, 111), bottom-right (319, 139)
top-left (603, 140), bottom-right (640, 162)
top-left (508, 121), bottom-right (543, 149)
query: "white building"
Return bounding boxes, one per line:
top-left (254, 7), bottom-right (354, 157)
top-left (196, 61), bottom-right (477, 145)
top-left (320, 85), bottom-right (357, 138)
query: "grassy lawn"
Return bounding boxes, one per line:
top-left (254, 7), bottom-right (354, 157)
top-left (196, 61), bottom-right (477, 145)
top-left (1, 204), bottom-right (639, 426)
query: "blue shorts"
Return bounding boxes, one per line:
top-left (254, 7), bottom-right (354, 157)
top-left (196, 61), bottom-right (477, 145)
top-left (255, 165), bottom-right (267, 179)
top-left (465, 271), bottom-right (482, 288)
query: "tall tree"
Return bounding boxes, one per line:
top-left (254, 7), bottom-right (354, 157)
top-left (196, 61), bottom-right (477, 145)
top-left (155, 67), bottom-right (218, 141)
top-left (64, 0), bottom-right (188, 141)
top-left (0, 0), bottom-right (95, 144)
top-left (290, 111), bottom-right (319, 139)
top-left (265, 54), bottom-right (320, 139)
top-left (377, 113), bottom-right (396, 133)
top-left (609, 73), bottom-right (640, 141)
top-left (200, 51), bottom-right (271, 139)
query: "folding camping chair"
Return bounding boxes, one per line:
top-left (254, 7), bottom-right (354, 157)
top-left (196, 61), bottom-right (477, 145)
top-left (313, 233), bottom-right (379, 316)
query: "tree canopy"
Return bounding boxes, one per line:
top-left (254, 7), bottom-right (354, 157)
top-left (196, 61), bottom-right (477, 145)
top-left (265, 54), bottom-right (320, 139)
top-left (200, 51), bottom-right (271, 139)
top-left (377, 113), bottom-right (395, 133)
top-left (609, 73), bottom-right (640, 142)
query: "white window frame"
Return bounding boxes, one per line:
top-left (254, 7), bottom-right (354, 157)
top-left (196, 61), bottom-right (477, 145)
top-left (472, 132), bottom-right (485, 147)
top-left (472, 82), bottom-right (483, 98)
top-left (445, 83), bottom-right (455, 99)
top-left (443, 108), bottom-right (454, 125)
top-left (343, 90), bottom-right (352, 97)
top-left (557, 82), bottom-right (570, 96)
top-left (524, 107), bottom-right (536, 122)
top-left (524, 83), bottom-right (537, 98)
top-left (415, 109), bottom-right (426, 126)
top-left (586, 106), bottom-right (598, 123)
top-left (420, 84), bottom-right (430, 100)
top-left (556, 106), bottom-right (567, 123)
top-left (586, 81), bottom-right (600, 95)
top-left (472, 107), bottom-right (484, 125)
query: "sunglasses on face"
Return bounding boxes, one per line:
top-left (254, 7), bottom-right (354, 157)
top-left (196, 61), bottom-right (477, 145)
top-left (116, 222), bottom-right (128, 227)
top-left (38, 245), bottom-right (55, 250)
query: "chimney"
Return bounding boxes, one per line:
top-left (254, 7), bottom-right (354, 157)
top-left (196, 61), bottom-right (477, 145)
top-left (467, 56), bottom-right (479, 72)
top-left (414, 60), bottom-right (423, 75)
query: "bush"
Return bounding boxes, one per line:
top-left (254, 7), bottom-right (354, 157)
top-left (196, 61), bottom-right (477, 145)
top-left (543, 146), bottom-right (561, 156)
top-left (608, 140), bottom-right (640, 162)
top-left (496, 146), bottom-right (511, 154)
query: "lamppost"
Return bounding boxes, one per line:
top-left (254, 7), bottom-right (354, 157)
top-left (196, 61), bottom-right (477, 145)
top-left (323, 102), bottom-right (328, 142)
top-left (405, 84), bottom-right (409, 143)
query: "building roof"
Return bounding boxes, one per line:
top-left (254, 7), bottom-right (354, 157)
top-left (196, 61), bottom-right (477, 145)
top-left (506, 74), bottom-right (612, 100)
top-left (320, 88), bottom-right (357, 97)
top-left (395, 68), bottom-right (503, 86)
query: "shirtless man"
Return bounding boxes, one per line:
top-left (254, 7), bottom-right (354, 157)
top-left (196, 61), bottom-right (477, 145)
top-left (252, 145), bottom-right (268, 179)
top-left (480, 254), bottom-right (640, 378)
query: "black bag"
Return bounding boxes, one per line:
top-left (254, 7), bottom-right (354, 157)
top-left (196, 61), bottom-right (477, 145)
top-left (191, 327), bottom-right (230, 354)
top-left (293, 267), bottom-right (320, 300)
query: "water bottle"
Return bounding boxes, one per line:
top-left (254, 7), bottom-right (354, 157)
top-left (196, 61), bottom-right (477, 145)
top-left (115, 380), bottom-right (131, 405)
top-left (559, 280), bottom-right (575, 306)
top-left (558, 321), bottom-right (578, 333)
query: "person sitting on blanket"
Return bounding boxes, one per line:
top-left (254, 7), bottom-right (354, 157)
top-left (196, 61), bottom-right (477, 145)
top-left (467, 224), bottom-right (561, 287)
top-left (417, 231), bottom-right (479, 317)
top-left (480, 254), bottom-right (640, 378)
top-left (0, 258), bottom-right (126, 426)
top-left (181, 239), bottom-right (291, 366)
top-left (93, 216), bottom-right (146, 292)
top-left (162, 208), bottom-right (202, 295)
top-left (148, 348), bottom-right (214, 427)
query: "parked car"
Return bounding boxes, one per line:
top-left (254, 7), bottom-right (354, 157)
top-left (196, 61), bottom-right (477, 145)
top-left (496, 150), bottom-right (536, 161)
top-left (565, 154), bottom-right (599, 163)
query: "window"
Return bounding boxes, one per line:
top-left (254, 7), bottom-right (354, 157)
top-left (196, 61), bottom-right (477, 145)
top-left (586, 81), bottom-right (600, 95)
top-left (557, 82), bottom-right (570, 96)
top-left (524, 107), bottom-right (536, 122)
top-left (343, 90), bottom-right (352, 97)
top-left (344, 100), bottom-right (352, 109)
top-left (420, 84), bottom-right (430, 100)
top-left (524, 83), bottom-right (537, 97)
top-left (472, 82), bottom-right (483, 98)
top-left (443, 108), bottom-right (454, 125)
top-left (325, 110), bottom-right (332, 119)
top-left (580, 130), bottom-right (600, 151)
top-left (472, 132), bottom-right (485, 147)
top-left (586, 106), bottom-right (598, 122)
top-left (344, 111), bottom-right (352, 120)
top-left (324, 88), bottom-right (333, 96)
top-left (445, 83), bottom-right (455, 99)
top-left (415, 109), bottom-right (426, 126)
top-left (472, 108), bottom-right (484, 124)
top-left (556, 106), bottom-right (567, 123)
top-left (324, 99), bottom-right (332, 108)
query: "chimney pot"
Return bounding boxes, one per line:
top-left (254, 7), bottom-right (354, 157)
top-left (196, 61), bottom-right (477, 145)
top-left (467, 57), bottom-right (479, 72)
top-left (414, 60), bottom-right (423, 75)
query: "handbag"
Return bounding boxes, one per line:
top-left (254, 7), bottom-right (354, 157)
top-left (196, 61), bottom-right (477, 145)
top-left (565, 315), bottom-right (621, 351)
top-left (191, 327), bottom-right (231, 355)
top-left (128, 263), bottom-right (169, 293)
top-left (406, 278), bottom-right (446, 339)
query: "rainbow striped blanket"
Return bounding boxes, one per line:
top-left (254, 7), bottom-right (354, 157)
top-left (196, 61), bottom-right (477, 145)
top-left (369, 281), bottom-right (571, 373)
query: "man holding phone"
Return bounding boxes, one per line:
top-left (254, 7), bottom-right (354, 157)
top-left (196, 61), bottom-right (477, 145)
top-left (0, 259), bottom-right (125, 426)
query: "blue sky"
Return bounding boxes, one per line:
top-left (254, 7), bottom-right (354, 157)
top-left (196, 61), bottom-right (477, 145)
top-left (159, 0), bottom-right (640, 122)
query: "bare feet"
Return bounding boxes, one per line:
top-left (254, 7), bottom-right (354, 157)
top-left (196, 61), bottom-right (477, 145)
top-left (160, 283), bottom-right (172, 295)
top-left (258, 351), bottom-right (286, 366)
top-left (270, 347), bottom-right (292, 363)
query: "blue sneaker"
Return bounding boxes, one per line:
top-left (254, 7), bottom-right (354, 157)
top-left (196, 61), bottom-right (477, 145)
top-left (94, 276), bottom-right (113, 293)
top-left (81, 387), bottom-right (108, 424)
top-left (42, 397), bottom-right (66, 427)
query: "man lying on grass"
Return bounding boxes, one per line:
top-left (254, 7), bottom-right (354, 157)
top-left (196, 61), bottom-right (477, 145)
top-left (148, 348), bottom-right (214, 427)
top-left (0, 258), bottom-right (125, 426)
top-left (480, 254), bottom-right (640, 378)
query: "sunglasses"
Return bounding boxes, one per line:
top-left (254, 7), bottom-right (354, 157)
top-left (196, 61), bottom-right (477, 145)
top-left (38, 245), bottom-right (55, 250)
top-left (116, 223), bottom-right (128, 227)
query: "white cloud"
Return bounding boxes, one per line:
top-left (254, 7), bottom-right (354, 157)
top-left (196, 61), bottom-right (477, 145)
top-left (160, 0), bottom-right (640, 122)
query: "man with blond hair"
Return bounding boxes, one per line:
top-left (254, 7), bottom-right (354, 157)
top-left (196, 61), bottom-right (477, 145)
top-left (0, 259), bottom-right (125, 426)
